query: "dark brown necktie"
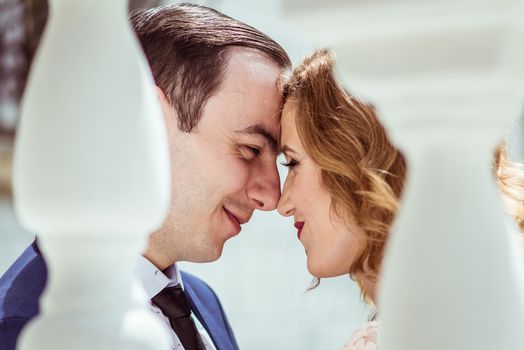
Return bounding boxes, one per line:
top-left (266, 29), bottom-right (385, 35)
top-left (152, 285), bottom-right (206, 350)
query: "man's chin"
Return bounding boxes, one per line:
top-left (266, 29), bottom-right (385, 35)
top-left (190, 241), bottom-right (225, 263)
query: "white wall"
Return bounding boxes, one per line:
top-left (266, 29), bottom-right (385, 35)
top-left (508, 111), bottom-right (524, 160)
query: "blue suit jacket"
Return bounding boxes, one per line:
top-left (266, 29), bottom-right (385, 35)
top-left (0, 242), bottom-right (239, 350)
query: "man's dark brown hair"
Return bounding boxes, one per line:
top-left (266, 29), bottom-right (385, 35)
top-left (130, 3), bottom-right (291, 132)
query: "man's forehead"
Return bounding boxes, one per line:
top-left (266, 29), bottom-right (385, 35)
top-left (207, 48), bottom-right (284, 152)
top-left (224, 47), bottom-right (281, 72)
top-left (221, 50), bottom-right (283, 91)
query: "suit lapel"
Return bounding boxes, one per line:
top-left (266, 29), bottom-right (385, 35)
top-left (182, 275), bottom-right (237, 350)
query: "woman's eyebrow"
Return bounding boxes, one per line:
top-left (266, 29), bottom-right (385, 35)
top-left (279, 144), bottom-right (297, 155)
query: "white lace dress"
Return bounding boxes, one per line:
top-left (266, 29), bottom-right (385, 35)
top-left (341, 321), bottom-right (378, 350)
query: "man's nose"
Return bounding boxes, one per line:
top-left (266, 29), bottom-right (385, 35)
top-left (246, 163), bottom-right (281, 211)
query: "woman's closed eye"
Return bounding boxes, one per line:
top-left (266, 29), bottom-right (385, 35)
top-left (281, 158), bottom-right (299, 169)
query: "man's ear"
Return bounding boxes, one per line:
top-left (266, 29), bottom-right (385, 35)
top-left (155, 85), bottom-right (176, 129)
top-left (155, 85), bottom-right (169, 111)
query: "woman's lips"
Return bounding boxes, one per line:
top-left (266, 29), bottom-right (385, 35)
top-left (294, 221), bottom-right (304, 240)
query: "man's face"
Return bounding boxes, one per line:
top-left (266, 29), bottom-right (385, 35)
top-left (146, 48), bottom-right (283, 268)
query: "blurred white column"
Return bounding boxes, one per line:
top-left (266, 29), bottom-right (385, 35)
top-left (13, 0), bottom-right (171, 349)
top-left (502, 5), bottom-right (524, 161)
top-left (373, 77), bottom-right (524, 350)
top-left (286, 1), bottom-right (524, 349)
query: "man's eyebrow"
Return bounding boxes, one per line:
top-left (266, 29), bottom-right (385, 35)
top-left (235, 124), bottom-right (278, 154)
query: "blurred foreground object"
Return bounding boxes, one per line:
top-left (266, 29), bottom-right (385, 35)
top-left (0, 0), bottom-right (164, 273)
top-left (286, 1), bottom-right (524, 349)
top-left (13, 0), bottom-right (171, 348)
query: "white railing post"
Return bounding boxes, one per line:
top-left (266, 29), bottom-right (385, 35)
top-left (13, 1), bottom-right (171, 348)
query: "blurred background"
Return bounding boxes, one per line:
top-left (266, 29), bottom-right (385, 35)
top-left (1, 0), bottom-right (522, 349)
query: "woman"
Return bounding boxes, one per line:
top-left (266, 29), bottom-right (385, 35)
top-left (277, 49), bottom-right (524, 349)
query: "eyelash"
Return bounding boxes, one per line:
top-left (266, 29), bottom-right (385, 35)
top-left (241, 145), bottom-right (261, 158)
top-left (281, 159), bottom-right (299, 169)
top-left (248, 146), bottom-right (261, 157)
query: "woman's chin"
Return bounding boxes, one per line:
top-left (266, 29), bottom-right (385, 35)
top-left (307, 260), bottom-right (330, 278)
top-left (307, 259), bottom-right (348, 279)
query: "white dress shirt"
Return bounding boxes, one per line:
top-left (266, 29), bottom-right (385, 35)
top-left (135, 256), bottom-right (217, 350)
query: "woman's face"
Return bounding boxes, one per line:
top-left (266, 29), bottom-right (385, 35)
top-left (277, 100), bottom-right (362, 278)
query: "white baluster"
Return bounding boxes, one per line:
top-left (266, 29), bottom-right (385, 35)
top-left (345, 3), bottom-right (524, 350)
top-left (13, 0), bottom-right (171, 348)
top-left (374, 81), bottom-right (524, 350)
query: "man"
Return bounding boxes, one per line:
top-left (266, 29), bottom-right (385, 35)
top-left (0, 3), bottom-right (291, 350)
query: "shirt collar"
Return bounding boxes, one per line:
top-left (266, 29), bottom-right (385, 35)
top-left (135, 255), bottom-right (183, 300)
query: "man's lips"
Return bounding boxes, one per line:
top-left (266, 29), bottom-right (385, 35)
top-left (223, 207), bottom-right (250, 236)
top-left (294, 221), bottom-right (304, 240)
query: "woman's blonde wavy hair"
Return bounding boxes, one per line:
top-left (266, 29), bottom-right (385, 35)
top-left (285, 49), bottom-right (524, 293)
top-left (285, 49), bottom-right (407, 288)
top-left (494, 143), bottom-right (524, 233)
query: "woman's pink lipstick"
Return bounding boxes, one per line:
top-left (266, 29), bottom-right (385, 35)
top-left (294, 221), bottom-right (304, 240)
